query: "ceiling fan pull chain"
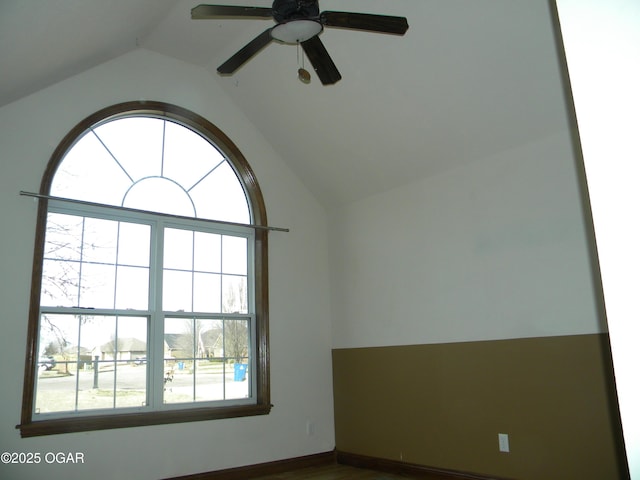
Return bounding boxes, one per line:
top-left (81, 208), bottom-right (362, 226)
top-left (298, 43), bottom-right (311, 84)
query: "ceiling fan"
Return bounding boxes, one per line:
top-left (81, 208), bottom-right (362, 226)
top-left (191, 0), bottom-right (409, 85)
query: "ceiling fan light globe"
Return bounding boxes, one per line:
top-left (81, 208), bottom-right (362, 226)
top-left (271, 20), bottom-right (322, 44)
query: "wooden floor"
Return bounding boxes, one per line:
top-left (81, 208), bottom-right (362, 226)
top-left (247, 463), bottom-right (433, 480)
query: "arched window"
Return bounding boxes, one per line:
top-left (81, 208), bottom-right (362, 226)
top-left (19, 102), bottom-right (271, 437)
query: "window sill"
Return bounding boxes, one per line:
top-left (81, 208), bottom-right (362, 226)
top-left (17, 402), bottom-right (272, 437)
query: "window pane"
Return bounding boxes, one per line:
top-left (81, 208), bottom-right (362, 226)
top-left (164, 228), bottom-right (193, 271)
top-left (222, 235), bottom-right (247, 275)
top-left (224, 319), bottom-right (250, 400)
top-left (115, 266), bottom-right (149, 310)
top-left (164, 318), bottom-right (186, 360)
top-left (114, 317), bottom-right (148, 408)
top-left (92, 117), bottom-right (164, 182)
top-left (194, 231), bottom-right (221, 273)
top-left (162, 121), bottom-right (223, 194)
top-left (50, 132), bottom-right (133, 206)
top-left (115, 360), bottom-right (147, 409)
top-left (78, 263), bottom-right (116, 309)
top-left (41, 213), bottom-right (84, 307)
top-left (35, 314), bottom-right (79, 413)
top-left (194, 319), bottom-right (224, 401)
top-left (195, 359), bottom-right (224, 402)
top-left (163, 317), bottom-right (248, 403)
top-left (117, 222), bottom-right (150, 267)
top-left (193, 272), bottom-right (221, 313)
top-left (163, 270), bottom-right (192, 311)
top-left (222, 276), bottom-right (248, 314)
top-left (190, 162), bottom-right (250, 223)
top-left (164, 317), bottom-right (194, 404)
top-left (163, 364), bottom-right (193, 404)
top-left (76, 367), bottom-right (115, 411)
top-left (198, 319), bottom-right (222, 358)
top-left (123, 177), bottom-right (196, 217)
top-left (41, 259), bottom-right (80, 307)
top-left (44, 213), bottom-right (83, 261)
top-left (82, 217), bottom-right (118, 265)
top-left (224, 319), bottom-right (249, 362)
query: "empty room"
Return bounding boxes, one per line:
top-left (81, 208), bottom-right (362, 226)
top-left (0, 1), bottom-right (636, 479)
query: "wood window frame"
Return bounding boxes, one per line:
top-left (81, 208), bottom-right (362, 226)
top-left (18, 101), bottom-right (271, 437)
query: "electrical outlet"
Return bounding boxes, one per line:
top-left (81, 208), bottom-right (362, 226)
top-left (498, 433), bottom-right (510, 453)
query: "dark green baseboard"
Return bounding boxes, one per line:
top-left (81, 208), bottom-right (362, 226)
top-left (164, 449), bottom-right (507, 480)
top-left (337, 450), bottom-right (512, 479)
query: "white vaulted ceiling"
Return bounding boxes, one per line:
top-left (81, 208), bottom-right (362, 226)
top-left (0, 0), bottom-right (570, 208)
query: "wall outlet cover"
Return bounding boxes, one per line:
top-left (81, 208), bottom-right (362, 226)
top-left (498, 433), bottom-right (510, 452)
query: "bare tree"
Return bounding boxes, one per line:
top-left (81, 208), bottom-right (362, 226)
top-left (222, 280), bottom-right (249, 362)
top-left (40, 215), bottom-right (83, 305)
top-left (177, 319), bottom-right (211, 359)
top-left (224, 320), bottom-right (248, 363)
top-left (39, 214), bottom-right (106, 366)
top-left (42, 340), bottom-right (60, 356)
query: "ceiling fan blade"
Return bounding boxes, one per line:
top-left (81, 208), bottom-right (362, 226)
top-left (191, 4), bottom-right (273, 19)
top-left (320, 11), bottom-right (409, 35)
top-left (217, 28), bottom-right (273, 74)
top-left (301, 35), bottom-right (341, 85)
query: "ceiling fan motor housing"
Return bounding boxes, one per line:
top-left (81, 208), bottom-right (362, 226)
top-left (272, 0), bottom-right (319, 23)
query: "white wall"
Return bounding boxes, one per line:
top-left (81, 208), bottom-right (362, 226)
top-left (330, 130), bottom-right (603, 349)
top-left (0, 49), bottom-right (334, 480)
top-left (556, 1), bottom-right (640, 476)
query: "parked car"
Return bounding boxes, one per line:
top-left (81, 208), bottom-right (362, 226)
top-left (39, 356), bottom-right (56, 371)
top-left (134, 356), bottom-right (146, 365)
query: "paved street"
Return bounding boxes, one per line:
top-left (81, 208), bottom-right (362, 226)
top-left (35, 363), bottom-right (249, 412)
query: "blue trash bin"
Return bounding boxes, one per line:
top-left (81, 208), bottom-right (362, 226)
top-left (178, 361), bottom-right (184, 370)
top-left (233, 363), bottom-right (247, 381)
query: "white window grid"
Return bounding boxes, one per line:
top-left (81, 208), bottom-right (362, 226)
top-left (34, 199), bottom-right (257, 419)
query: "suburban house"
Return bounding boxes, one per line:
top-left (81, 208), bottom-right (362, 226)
top-left (164, 331), bottom-right (225, 361)
top-left (0, 1), bottom-right (635, 480)
top-left (100, 338), bottom-right (148, 363)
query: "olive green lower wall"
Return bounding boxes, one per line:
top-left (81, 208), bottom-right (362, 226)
top-left (332, 333), bottom-right (626, 480)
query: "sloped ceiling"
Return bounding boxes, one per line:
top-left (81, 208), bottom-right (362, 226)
top-left (0, 0), bottom-right (569, 209)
